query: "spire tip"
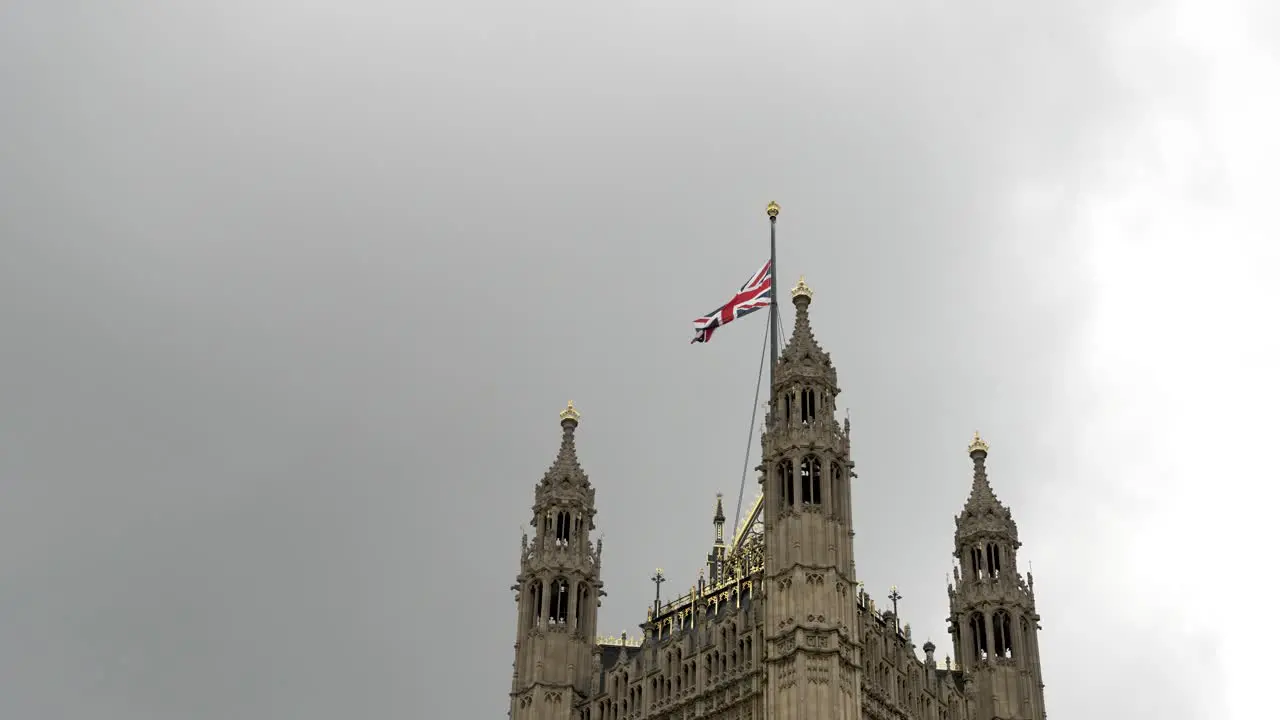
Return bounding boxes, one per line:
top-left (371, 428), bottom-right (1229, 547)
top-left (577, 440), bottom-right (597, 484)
top-left (968, 431), bottom-right (988, 455)
top-left (791, 275), bottom-right (812, 302)
top-left (560, 400), bottom-right (581, 424)
top-left (766, 201), bottom-right (780, 218)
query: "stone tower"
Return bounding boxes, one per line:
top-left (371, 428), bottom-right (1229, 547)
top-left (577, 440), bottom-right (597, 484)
top-left (510, 402), bottom-right (605, 720)
top-left (947, 434), bottom-right (1047, 720)
top-left (760, 278), bottom-right (864, 720)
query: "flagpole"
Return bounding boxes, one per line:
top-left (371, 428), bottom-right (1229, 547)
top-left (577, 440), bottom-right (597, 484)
top-left (766, 201), bottom-right (780, 390)
top-left (728, 202), bottom-right (781, 543)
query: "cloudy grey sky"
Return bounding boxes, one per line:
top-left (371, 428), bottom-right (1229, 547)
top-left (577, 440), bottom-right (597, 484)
top-left (1, 1), bottom-right (1276, 718)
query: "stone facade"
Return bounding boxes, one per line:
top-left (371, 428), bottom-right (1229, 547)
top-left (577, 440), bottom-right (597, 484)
top-left (509, 283), bottom-right (1048, 720)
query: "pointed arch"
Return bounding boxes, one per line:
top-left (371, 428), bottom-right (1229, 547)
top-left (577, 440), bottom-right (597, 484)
top-left (549, 577), bottom-right (570, 624)
top-left (555, 511), bottom-right (572, 545)
top-left (800, 387), bottom-right (816, 423)
top-left (526, 579), bottom-right (544, 629)
top-left (969, 612), bottom-right (988, 662)
top-left (575, 581), bottom-right (591, 629)
top-left (777, 458), bottom-right (795, 507)
top-left (800, 455), bottom-right (822, 505)
top-left (987, 542), bottom-right (1002, 578)
top-left (1021, 615), bottom-right (1031, 658)
top-left (993, 609), bottom-right (1013, 657)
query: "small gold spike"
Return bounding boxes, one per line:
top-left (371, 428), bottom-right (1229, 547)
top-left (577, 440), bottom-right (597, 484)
top-left (968, 431), bottom-right (989, 454)
top-left (560, 400), bottom-right (581, 423)
top-left (766, 201), bottom-right (780, 218)
top-left (791, 275), bottom-right (812, 300)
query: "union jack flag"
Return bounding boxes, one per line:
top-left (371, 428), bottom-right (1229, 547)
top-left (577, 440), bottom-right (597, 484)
top-left (691, 260), bottom-right (773, 344)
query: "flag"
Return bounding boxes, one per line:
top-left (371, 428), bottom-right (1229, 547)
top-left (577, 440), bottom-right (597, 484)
top-left (691, 260), bottom-right (773, 343)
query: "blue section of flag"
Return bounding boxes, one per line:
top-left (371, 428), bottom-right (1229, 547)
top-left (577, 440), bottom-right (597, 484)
top-left (691, 260), bottom-right (773, 344)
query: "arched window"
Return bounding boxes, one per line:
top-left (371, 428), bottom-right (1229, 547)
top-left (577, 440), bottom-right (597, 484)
top-left (800, 388), bottom-right (816, 423)
top-left (526, 579), bottom-right (544, 629)
top-left (970, 546), bottom-right (983, 579)
top-left (987, 542), bottom-right (1002, 578)
top-left (829, 460), bottom-right (843, 508)
top-left (784, 393), bottom-right (792, 423)
top-left (969, 612), bottom-right (988, 662)
top-left (576, 582), bottom-right (591, 628)
top-left (993, 610), bottom-right (1013, 657)
top-left (777, 459), bottom-right (795, 507)
top-left (800, 456), bottom-right (822, 504)
top-left (555, 511), bottom-right (571, 545)
top-left (549, 578), bottom-right (569, 624)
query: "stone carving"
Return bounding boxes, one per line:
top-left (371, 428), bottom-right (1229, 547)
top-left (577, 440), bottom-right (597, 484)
top-left (505, 287), bottom-right (1049, 720)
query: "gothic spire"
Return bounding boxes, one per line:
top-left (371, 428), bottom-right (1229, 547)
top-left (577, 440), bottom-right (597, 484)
top-left (707, 493), bottom-right (729, 583)
top-left (533, 401), bottom-right (596, 519)
top-left (955, 432), bottom-right (1018, 542)
top-left (712, 493), bottom-right (727, 545)
top-left (541, 401), bottom-right (588, 486)
top-left (775, 276), bottom-right (835, 386)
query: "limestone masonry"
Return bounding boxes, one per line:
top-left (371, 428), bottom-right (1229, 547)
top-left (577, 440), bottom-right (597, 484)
top-left (509, 281), bottom-right (1048, 720)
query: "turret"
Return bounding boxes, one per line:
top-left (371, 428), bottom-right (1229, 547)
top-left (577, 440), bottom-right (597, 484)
top-left (947, 433), bottom-right (1047, 720)
top-left (759, 277), bottom-right (863, 720)
top-left (509, 402), bottom-right (604, 720)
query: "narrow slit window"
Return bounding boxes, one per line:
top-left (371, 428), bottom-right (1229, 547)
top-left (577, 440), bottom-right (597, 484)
top-left (576, 583), bottom-right (590, 628)
top-left (527, 580), bottom-right (544, 629)
top-left (778, 459), bottom-right (795, 507)
top-left (993, 610), bottom-right (1013, 657)
top-left (555, 511), bottom-right (571, 545)
top-left (970, 612), bottom-right (988, 662)
top-left (800, 456), bottom-right (822, 504)
top-left (549, 578), bottom-right (569, 624)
